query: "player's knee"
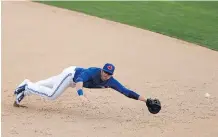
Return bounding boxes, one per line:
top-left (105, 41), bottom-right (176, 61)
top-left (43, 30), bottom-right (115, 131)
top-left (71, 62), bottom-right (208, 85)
top-left (46, 92), bottom-right (58, 100)
top-left (47, 95), bottom-right (57, 100)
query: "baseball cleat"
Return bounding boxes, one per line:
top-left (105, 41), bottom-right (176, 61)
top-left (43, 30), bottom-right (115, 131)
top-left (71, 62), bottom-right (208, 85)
top-left (15, 91), bottom-right (25, 104)
top-left (14, 79), bottom-right (29, 95)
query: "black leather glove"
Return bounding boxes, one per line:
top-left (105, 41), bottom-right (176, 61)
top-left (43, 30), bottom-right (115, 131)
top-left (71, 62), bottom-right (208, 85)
top-left (146, 98), bottom-right (161, 114)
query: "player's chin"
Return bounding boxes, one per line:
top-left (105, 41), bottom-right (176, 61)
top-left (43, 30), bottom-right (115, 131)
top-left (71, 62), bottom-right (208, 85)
top-left (101, 77), bottom-right (107, 81)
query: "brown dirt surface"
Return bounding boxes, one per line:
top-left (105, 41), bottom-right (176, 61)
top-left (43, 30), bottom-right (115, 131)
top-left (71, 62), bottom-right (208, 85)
top-left (2, 1), bottom-right (218, 137)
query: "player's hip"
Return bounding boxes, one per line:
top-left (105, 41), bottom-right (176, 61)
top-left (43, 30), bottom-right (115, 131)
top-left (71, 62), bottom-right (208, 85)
top-left (62, 66), bottom-right (77, 74)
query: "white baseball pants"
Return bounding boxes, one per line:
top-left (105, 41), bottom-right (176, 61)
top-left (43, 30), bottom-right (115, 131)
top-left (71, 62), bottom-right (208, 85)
top-left (24, 66), bottom-right (77, 100)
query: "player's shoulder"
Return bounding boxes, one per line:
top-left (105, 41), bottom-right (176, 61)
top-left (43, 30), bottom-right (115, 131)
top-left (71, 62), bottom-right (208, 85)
top-left (108, 76), bottom-right (119, 84)
top-left (76, 66), bottom-right (100, 71)
top-left (87, 67), bottom-right (101, 72)
top-left (82, 67), bottom-right (101, 75)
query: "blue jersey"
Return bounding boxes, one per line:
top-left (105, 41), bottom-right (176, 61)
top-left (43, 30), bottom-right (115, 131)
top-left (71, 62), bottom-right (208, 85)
top-left (73, 67), bottom-right (140, 100)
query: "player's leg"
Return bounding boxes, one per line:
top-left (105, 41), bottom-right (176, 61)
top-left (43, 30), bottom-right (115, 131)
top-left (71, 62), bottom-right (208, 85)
top-left (14, 79), bottom-right (56, 104)
top-left (15, 66), bottom-right (77, 104)
top-left (14, 74), bottom-right (59, 95)
top-left (46, 66), bottom-right (77, 99)
top-left (14, 74), bottom-right (59, 98)
top-left (34, 75), bottom-right (58, 88)
top-left (26, 73), bottom-right (74, 99)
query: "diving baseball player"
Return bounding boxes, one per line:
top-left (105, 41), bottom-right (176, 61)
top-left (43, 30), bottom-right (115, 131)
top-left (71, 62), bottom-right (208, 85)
top-left (13, 63), bottom-right (161, 114)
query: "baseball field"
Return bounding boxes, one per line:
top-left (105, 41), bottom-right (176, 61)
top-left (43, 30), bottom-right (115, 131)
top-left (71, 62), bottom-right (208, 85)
top-left (39, 1), bottom-right (218, 51)
top-left (2, 1), bottom-right (218, 137)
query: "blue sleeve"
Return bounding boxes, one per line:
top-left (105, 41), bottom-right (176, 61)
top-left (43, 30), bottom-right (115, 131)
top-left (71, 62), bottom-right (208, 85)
top-left (109, 78), bottom-right (140, 100)
top-left (75, 71), bottom-right (92, 83)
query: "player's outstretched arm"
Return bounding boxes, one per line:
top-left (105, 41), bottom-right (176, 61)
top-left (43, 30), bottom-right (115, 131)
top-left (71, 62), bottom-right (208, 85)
top-left (109, 78), bottom-right (144, 101)
top-left (109, 78), bottom-right (161, 114)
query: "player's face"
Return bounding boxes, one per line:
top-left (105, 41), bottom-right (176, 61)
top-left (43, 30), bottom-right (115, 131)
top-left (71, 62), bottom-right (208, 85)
top-left (101, 70), bottom-right (112, 81)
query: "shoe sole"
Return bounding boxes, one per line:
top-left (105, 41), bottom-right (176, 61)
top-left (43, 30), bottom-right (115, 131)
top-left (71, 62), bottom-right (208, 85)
top-left (16, 91), bottom-right (25, 104)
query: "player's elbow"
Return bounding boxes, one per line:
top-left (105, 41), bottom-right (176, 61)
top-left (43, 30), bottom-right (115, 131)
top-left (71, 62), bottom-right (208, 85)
top-left (75, 77), bottom-right (83, 83)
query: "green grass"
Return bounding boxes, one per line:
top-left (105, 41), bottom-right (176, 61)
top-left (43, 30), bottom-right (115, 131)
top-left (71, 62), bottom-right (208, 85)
top-left (38, 1), bottom-right (218, 51)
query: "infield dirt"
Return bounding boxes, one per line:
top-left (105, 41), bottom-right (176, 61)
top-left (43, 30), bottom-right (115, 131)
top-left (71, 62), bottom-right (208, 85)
top-left (2, 1), bottom-right (218, 137)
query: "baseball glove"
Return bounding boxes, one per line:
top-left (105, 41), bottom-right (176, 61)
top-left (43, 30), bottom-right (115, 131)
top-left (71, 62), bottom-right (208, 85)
top-left (146, 98), bottom-right (161, 114)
